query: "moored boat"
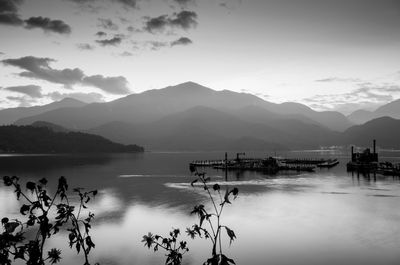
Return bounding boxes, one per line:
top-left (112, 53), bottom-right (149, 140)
top-left (317, 159), bottom-right (339, 168)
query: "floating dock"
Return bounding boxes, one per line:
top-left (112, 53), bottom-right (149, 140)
top-left (347, 140), bottom-right (400, 176)
top-left (190, 153), bottom-right (339, 173)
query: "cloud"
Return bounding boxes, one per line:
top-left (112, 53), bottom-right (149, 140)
top-left (98, 18), bottom-right (118, 31)
top-left (96, 36), bottom-right (122, 46)
top-left (83, 75), bottom-right (130, 95)
top-left (0, 0), bottom-right (23, 13)
top-left (0, 0), bottom-right (23, 27)
top-left (6, 95), bottom-right (37, 107)
top-left (95, 31), bottom-right (107, 37)
top-left (2, 84), bottom-right (42, 98)
top-left (218, 0), bottom-right (242, 10)
top-left (77, 43), bottom-right (95, 50)
top-left (315, 77), bottom-right (363, 83)
top-left (0, 2), bottom-right (72, 34)
top-left (63, 0), bottom-right (101, 13)
top-left (48, 91), bottom-right (105, 103)
top-left (65, 0), bottom-right (94, 3)
top-left (302, 83), bottom-right (399, 114)
top-left (171, 37), bottom-right (192, 46)
top-left (65, 0), bottom-right (93, 2)
top-left (0, 12), bottom-right (23, 25)
top-left (173, 0), bottom-right (195, 7)
top-left (144, 15), bottom-right (168, 32)
top-left (114, 0), bottom-right (137, 9)
top-left (126, 25), bottom-right (141, 32)
top-left (130, 37), bottom-right (192, 51)
top-left (120, 51), bottom-right (133, 56)
top-left (2, 56), bottom-right (131, 94)
top-left (24, 16), bottom-right (72, 34)
top-left (66, 0), bottom-right (137, 10)
top-left (145, 41), bottom-right (168, 51)
top-left (169, 10), bottom-right (197, 29)
top-left (2, 56), bottom-right (84, 87)
top-left (144, 10), bottom-right (198, 33)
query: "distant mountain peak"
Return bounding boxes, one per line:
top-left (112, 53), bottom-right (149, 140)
top-left (57, 97), bottom-right (84, 104)
top-left (346, 98), bottom-right (400, 124)
top-left (156, 81), bottom-right (214, 94)
top-left (278, 102), bottom-right (313, 112)
top-left (178, 81), bottom-right (202, 86)
top-left (45, 97), bottom-right (87, 108)
top-left (31, 121), bottom-right (70, 133)
top-left (375, 98), bottom-right (400, 113)
top-left (350, 109), bottom-right (371, 114)
top-left (364, 116), bottom-right (396, 125)
top-left (0, 96), bottom-right (87, 126)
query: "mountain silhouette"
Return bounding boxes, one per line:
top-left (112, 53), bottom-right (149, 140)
top-left (15, 82), bottom-right (351, 131)
top-left (0, 98), bottom-right (85, 125)
top-left (31, 121), bottom-right (70, 133)
top-left (374, 99), bottom-right (400, 119)
top-left (342, 116), bottom-right (400, 148)
top-left (6, 82), bottom-right (400, 151)
top-left (347, 109), bottom-right (374, 124)
top-left (347, 99), bottom-right (400, 124)
top-left (88, 105), bottom-right (338, 151)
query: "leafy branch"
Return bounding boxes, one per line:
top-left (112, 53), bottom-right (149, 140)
top-left (142, 228), bottom-right (189, 265)
top-left (143, 170), bottom-right (239, 265)
top-left (0, 176), bottom-right (98, 265)
top-left (186, 172), bottom-right (238, 265)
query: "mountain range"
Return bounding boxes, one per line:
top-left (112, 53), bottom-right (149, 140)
top-left (1, 82), bottom-right (399, 151)
top-left (347, 98), bottom-right (400, 124)
top-left (0, 97), bottom-right (86, 125)
top-left (11, 82), bottom-right (352, 131)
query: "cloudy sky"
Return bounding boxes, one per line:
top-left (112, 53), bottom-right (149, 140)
top-left (1, 0), bottom-right (400, 114)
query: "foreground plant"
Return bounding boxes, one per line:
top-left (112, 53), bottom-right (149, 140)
top-left (187, 172), bottom-right (238, 265)
top-left (143, 171), bottom-right (239, 265)
top-left (0, 176), bottom-right (97, 265)
top-left (142, 228), bottom-right (189, 265)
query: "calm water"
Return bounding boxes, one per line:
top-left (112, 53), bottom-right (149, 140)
top-left (1, 151), bottom-right (400, 265)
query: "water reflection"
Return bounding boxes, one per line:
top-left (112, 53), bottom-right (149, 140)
top-left (1, 152), bottom-right (400, 265)
top-left (54, 183), bottom-right (400, 265)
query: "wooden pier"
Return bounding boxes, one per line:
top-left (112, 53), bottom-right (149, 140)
top-left (190, 160), bottom-right (226, 167)
top-left (281, 158), bottom-right (327, 165)
top-left (190, 153), bottom-right (339, 173)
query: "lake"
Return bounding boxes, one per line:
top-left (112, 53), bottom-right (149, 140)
top-left (1, 151), bottom-right (400, 265)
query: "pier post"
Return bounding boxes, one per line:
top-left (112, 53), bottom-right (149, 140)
top-left (373, 139), bottom-right (376, 154)
top-left (225, 152), bottom-right (228, 181)
top-left (351, 146), bottom-right (354, 162)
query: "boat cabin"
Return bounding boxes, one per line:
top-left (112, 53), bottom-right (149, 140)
top-left (351, 139), bottom-right (378, 163)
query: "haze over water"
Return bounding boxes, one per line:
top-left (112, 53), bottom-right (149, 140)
top-left (1, 151), bottom-right (399, 265)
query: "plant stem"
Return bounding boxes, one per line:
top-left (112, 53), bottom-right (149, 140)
top-left (72, 215), bottom-right (89, 265)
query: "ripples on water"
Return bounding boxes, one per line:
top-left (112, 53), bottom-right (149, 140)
top-left (1, 151), bottom-right (400, 265)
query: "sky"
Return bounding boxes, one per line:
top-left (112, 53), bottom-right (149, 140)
top-left (1, 0), bottom-right (400, 114)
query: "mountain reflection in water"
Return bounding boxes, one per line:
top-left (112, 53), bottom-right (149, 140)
top-left (1, 151), bottom-right (400, 265)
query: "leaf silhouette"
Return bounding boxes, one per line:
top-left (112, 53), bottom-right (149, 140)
top-left (26, 181), bottom-right (36, 191)
top-left (20, 204), bottom-right (30, 215)
top-left (190, 179), bottom-right (198, 187)
top-left (221, 254), bottom-right (236, 265)
top-left (225, 227), bottom-right (236, 245)
top-left (212, 184), bottom-right (220, 191)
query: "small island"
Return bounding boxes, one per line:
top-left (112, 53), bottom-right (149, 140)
top-left (0, 124), bottom-right (144, 153)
